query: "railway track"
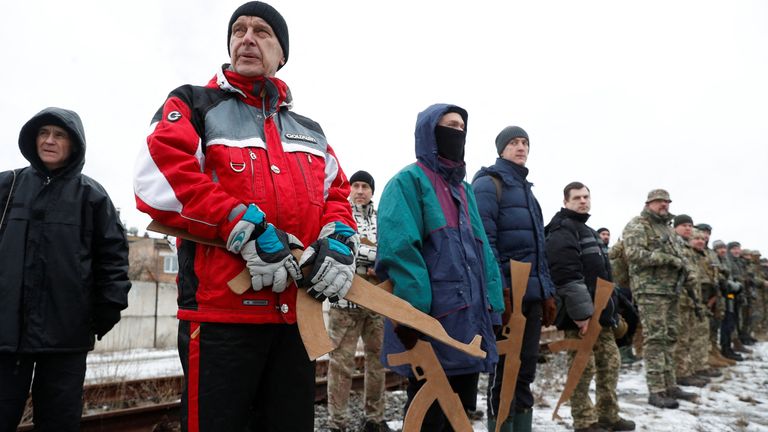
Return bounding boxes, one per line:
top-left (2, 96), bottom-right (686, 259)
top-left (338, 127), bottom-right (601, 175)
top-left (17, 357), bottom-right (406, 432)
top-left (17, 328), bottom-right (560, 431)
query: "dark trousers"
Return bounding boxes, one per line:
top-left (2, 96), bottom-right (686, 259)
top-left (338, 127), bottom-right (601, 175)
top-left (0, 352), bottom-right (87, 432)
top-left (487, 301), bottom-right (542, 418)
top-left (178, 321), bottom-right (315, 432)
top-left (615, 287), bottom-right (639, 348)
top-left (720, 311), bottom-right (737, 352)
top-left (404, 372), bottom-right (479, 431)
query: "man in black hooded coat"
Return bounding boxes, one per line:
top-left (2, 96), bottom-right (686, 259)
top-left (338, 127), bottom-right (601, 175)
top-left (0, 107), bottom-right (131, 431)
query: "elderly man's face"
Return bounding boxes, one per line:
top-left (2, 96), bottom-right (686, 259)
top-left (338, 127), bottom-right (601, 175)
top-left (36, 125), bottom-right (72, 170)
top-left (646, 199), bottom-right (670, 216)
top-left (229, 16), bottom-right (284, 77)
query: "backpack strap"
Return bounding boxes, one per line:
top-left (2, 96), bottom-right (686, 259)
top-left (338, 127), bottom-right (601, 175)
top-left (488, 173), bottom-right (503, 203)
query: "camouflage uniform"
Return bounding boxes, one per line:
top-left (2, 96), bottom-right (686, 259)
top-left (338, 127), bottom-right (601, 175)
top-left (674, 239), bottom-right (707, 379)
top-left (327, 200), bottom-right (386, 430)
top-left (622, 206), bottom-right (694, 394)
top-left (743, 252), bottom-right (767, 335)
top-left (737, 254), bottom-right (756, 342)
top-left (565, 328), bottom-right (621, 429)
top-left (703, 247), bottom-right (727, 347)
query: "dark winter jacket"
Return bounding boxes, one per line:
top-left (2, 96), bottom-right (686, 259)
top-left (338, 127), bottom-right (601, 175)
top-left (377, 103), bottom-right (503, 377)
top-left (472, 158), bottom-right (555, 305)
top-left (0, 107), bottom-right (131, 353)
top-left (544, 208), bottom-right (618, 330)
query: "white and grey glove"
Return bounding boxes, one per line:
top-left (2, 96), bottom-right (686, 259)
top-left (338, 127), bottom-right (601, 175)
top-left (226, 204), bottom-right (303, 292)
top-left (299, 222), bottom-right (358, 302)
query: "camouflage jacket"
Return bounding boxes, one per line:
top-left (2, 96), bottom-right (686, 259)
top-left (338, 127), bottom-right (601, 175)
top-left (677, 237), bottom-right (702, 306)
top-left (693, 247), bottom-right (718, 299)
top-left (621, 208), bottom-right (694, 296)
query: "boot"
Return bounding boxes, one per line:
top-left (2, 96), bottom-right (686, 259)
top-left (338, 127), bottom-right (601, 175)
top-left (598, 417), bottom-right (636, 431)
top-left (721, 349), bottom-right (744, 361)
top-left (648, 392), bottom-right (679, 409)
top-left (667, 386), bottom-right (699, 402)
top-left (487, 416), bottom-right (513, 432)
top-left (512, 409), bottom-right (533, 432)
top-left (733, 339), bottom-right (752, 354)
top-left (677, 375), bottom-right (708, 387)
top-left (708, 354), bottom-right (730, 368)
top-left (619, 346), bottom-right (638, 365)
top-left (712, 347), bottom-right (737, 366)
top-left (695, 368), bottom-right (722, 378)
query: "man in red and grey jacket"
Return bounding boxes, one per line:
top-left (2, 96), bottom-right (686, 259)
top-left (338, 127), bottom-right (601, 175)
top-left (133, 2), bottom-right (356, 431)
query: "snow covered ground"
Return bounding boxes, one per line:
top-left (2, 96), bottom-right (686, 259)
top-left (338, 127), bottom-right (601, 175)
top-left (383, 341), bottom-right (768, 432)
top-left (86, 342), bottom-right (767, 431)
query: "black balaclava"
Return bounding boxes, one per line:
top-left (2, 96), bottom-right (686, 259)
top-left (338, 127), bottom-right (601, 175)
top-left (435, 126), bottom-right (466, 162)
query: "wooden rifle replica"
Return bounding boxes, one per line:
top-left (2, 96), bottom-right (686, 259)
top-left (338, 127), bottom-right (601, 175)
top-left (147, 221), bottom-right (485, 361)
top-left (387, 340), bottom-right (473, 432)
top-left (547, 277), bottom-right (613, 420)
top-left (492, 260), bottom-right (531, 432)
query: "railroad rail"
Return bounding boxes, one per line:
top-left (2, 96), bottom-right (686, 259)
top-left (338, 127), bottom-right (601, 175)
top-left (18, 328), bottom-right (560, 431)
top-left (17, 357), bottom-right (405, 432)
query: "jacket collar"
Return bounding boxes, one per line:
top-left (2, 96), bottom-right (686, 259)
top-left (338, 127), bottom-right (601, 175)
top-left (493, 157), bottom-right (529, 185)
top-left (211, 65), bottom-right (293, 114)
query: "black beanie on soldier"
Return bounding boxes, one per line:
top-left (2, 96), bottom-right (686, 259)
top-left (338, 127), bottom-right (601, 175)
top-left (673, 214), bottom-right (693, 227)
top-left (227, 2), bottom-right (289, 69)
top-left (349, 170), bottom-right (375, 194)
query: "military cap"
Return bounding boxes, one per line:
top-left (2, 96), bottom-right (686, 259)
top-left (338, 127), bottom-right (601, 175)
top-left (645, 189), bottom-right (671, 203)
top-left (742, 249), bottom-right (753, 256)
top-left (694, 223), bottom-right (712, 232)
top-left (712, 240), bottom-right (726, 249)
top-left (727, 241), bottom-right (741, 250)
top-left (673, 214), bottom-right (693, 227)
top-left (691, 228), bottom-right (707, 239)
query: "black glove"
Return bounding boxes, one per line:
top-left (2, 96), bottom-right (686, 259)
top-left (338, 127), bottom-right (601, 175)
top-left (394, 325), bottom-right (421, 350)
top-left (93, 306), bottom-right (122, 340)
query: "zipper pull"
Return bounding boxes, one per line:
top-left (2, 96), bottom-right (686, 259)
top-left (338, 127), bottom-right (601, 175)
top-left (307, 154), bottom-right (312, 163)
top-left (248, 149), bottom-right (257, 160)
top-left (43, 177), bottom-right (52, 186)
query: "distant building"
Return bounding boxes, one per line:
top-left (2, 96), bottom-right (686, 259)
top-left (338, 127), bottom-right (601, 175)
top-left (128, 235), bottom-right (178, 284)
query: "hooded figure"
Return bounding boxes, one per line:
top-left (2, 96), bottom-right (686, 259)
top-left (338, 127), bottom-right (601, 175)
top-left (0, 107), bottom-right (130, 431)
top-left (376, 103), bottom-right (503, 428)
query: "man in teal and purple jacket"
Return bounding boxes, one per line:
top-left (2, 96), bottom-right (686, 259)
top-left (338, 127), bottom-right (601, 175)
top-left (376, 103), bottom-right (504, 430)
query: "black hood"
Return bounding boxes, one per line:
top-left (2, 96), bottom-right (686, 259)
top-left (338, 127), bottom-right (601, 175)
top-left (18, 107), bottom-right (86, 177)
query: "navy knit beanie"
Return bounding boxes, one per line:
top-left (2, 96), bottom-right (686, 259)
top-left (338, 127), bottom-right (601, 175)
top-left (495, 126), bottom-right (529, 155)
top-left (227, 2), bottom-right (289, 69)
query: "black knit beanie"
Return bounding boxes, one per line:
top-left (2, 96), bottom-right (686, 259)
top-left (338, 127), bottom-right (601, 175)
top-left (495, 126), bottom-right (529, 155)
top-left (227, 2), bottom-right (289, 69)
top-left (349, 170), bottom-right (375, 194)
top-left (673, 214), bottom-right (693, 227)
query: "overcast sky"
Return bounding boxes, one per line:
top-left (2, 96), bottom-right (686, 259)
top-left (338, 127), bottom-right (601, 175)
top-left (2, 0), bottom-right (767, 252)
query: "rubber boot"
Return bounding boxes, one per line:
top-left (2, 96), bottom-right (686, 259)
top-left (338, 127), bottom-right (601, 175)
top-left (512, 409), bottom-right (533, 432)
top-left (619, 346), bottom-right (638, 365)
top-left (487, 416), bottom-right (513, 432)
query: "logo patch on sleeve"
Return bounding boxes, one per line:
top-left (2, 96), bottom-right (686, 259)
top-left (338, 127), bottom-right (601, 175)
top-left (167, 111), bottom-right (182, 122)
top-left (285, 133), bottom-right (317, 144)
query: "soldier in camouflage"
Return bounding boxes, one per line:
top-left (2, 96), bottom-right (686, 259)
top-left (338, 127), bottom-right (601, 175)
top-left (327, 171), bottom-right (390, 432)
top-left (722, 242), bottom-right (748, 359)
top-left (670, 215), bottom-right (713, 387)
top-left (741, 249), bottom-right (766, 342)
top-left (687, 228), bottom-right (726, 375)
top-left (692, 226), bottom-right (735, 368)
top-left (620, 189), bottom-right (698, 409)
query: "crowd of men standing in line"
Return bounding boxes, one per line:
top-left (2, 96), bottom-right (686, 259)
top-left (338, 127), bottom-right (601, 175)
top-left (2, 2), bottom-right (766, 432)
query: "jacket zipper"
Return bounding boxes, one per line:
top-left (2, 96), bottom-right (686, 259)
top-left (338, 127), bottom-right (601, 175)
top-left (248, 149), bottom-right (257, 197)
top-left (295, 153), bottom-right (313, 203)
